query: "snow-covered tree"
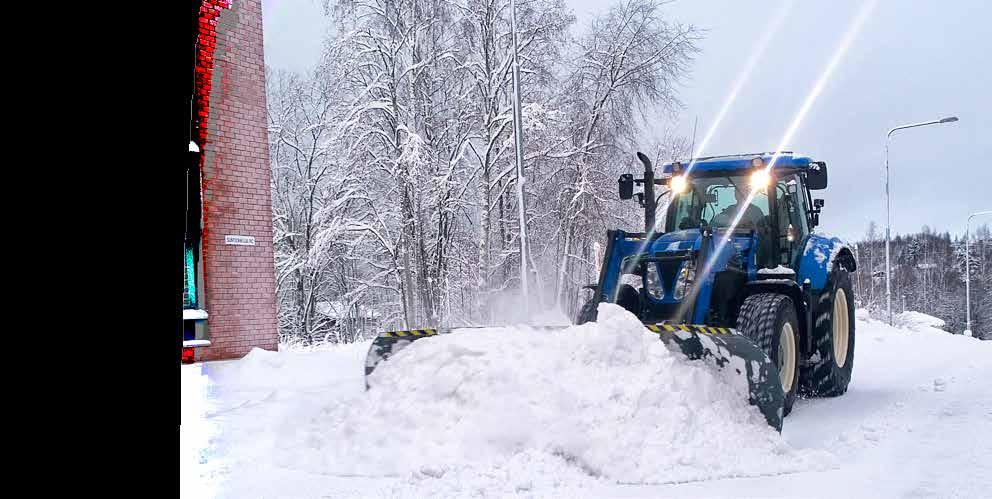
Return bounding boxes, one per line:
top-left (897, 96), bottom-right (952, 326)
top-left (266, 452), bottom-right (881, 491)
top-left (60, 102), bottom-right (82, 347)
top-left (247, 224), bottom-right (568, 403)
top-left (853, 223), bottom-right (991, 338)
top-left (270, 0), bottom-right (700, 344)
top-left (538, 0), bottom-right (700, 312)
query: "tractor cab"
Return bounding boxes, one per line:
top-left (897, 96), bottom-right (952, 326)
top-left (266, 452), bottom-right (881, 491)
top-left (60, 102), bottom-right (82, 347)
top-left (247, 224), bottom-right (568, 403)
top-left (658, 153), bottom-right (828, 271)
top-left (607, 153), bottom-right (833, 326)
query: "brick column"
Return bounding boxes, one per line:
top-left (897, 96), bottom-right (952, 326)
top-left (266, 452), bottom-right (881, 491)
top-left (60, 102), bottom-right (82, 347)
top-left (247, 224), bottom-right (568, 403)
top-left (198, 0), bottom-right (278, 360)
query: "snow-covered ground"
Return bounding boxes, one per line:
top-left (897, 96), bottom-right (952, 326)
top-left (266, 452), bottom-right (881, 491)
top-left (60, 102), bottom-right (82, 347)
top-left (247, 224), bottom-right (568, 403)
top-left (181, 306), bottom-right (991, 498)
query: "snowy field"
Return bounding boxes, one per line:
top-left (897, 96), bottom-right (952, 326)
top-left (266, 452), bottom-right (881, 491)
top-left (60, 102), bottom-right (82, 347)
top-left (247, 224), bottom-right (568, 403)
top-left (181, 307), bottom-right (991, 498)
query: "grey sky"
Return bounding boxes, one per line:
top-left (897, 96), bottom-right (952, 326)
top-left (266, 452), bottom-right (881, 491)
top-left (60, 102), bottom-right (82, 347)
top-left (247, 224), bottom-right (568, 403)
top-left (262, 0), bottom-right (991, 242)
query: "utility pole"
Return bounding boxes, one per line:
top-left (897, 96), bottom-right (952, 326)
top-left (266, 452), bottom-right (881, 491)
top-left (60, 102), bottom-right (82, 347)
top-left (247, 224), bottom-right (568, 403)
top-left (509, 0), bottom-right (530, 311)
top-left (884, 116), bottom-right (958, 325)
top-left (965, 210), bottom-right (992, 336)
top-left (854, 243), bottom-right (862, 302)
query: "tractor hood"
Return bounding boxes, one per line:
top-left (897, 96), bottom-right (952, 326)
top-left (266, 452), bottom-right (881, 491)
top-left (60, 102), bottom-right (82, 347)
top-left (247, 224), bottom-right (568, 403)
top-left (648, 228), bottom-right (755, 260)
top-left (648, 229), bottom-right (702, 254)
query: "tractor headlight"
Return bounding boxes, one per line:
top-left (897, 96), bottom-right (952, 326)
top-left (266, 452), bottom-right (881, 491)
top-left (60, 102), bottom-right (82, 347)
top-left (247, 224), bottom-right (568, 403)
top-left (645, 263), bottom-right (664, 299)
top-left (673, 260), bottom-right (696, 301)
top-left (750, 169), bottom-right (771, 190)
top-left (669, 175), bottom-right (688, 194)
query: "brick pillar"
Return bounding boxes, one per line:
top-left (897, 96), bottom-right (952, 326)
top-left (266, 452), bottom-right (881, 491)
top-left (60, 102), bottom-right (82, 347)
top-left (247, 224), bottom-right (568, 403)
top-left (198, 0), bottom-right (278, 360)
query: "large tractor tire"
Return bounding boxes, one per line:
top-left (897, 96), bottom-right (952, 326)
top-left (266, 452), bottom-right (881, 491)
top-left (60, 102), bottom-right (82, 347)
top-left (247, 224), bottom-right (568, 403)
top-left (802, 267), bottom-right (855, 397)
top-left (737, 293), bottom-right (801, 417)
top-left (576, 284), bottom-right (639, 324)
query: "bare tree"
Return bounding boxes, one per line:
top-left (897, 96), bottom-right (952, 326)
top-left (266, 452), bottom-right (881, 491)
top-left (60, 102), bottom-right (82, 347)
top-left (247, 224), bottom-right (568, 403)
top-left (270, 0), bottom-right (702, 343)
top-left (543, 0), bottom-right (700, 312)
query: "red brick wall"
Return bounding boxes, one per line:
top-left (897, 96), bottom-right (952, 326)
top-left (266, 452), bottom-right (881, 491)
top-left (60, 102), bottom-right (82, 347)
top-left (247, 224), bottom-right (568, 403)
top-left (197, 0), bottom-right (278, 360)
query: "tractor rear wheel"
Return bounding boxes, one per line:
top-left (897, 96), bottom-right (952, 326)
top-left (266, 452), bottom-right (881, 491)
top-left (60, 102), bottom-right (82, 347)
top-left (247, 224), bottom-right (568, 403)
top-left (802, 267), bottom-right (855, 397)
top-left (737, 293), bottom-right (801, 417)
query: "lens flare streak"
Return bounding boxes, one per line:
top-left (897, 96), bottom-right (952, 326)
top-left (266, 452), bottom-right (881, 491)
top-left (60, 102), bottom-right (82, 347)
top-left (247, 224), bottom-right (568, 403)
top-left (676, 0), bottom-right (878, 321)
top-left (611, 1), bottom-right (795, 301)
top-left (683, 0), bottom-right (795, 177)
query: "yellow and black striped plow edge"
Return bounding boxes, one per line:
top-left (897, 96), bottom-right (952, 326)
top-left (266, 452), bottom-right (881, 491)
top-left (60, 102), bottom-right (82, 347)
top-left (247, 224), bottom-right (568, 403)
top-left (645, 324), bottom-right (735, 335)
top-left (378, 329), bottom-right (440, 338)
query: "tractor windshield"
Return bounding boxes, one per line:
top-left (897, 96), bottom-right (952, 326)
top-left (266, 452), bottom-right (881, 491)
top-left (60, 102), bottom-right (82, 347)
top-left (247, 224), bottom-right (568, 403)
top-left (665, 174), bottom-right (770, 232)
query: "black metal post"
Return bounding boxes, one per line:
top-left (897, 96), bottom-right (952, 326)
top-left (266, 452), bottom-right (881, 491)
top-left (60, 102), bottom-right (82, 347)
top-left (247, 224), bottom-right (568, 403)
top-left (638, 153), bottom-right (656, 234)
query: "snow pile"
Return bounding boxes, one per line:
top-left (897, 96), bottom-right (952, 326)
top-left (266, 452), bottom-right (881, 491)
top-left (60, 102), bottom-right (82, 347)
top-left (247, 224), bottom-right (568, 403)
top-left (210, 343), bottom-right (370, 388)
top-left (272, 304), bottom-right (830, 491)
top-left (758, 265), bottom-right (796, 276)
top-left (182, 306), bottom-right (992, 498)
top-left (894, 311), bottom-right (946, 332)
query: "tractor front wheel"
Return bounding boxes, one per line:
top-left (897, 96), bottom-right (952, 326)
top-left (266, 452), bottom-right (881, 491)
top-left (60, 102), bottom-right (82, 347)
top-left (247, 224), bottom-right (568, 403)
top-left (737, 293), bottom-right (801, 417)
top-left (802, 267), bottom-right (855, 397)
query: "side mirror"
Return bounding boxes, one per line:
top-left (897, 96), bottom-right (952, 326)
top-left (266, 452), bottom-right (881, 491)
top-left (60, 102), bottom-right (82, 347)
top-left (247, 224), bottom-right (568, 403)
top-left (619, 174), bottom-right (634, 200)
top-left (807, 161), bottom-right (828, 190)
top-left (811, 198), bottom-right (824, 227)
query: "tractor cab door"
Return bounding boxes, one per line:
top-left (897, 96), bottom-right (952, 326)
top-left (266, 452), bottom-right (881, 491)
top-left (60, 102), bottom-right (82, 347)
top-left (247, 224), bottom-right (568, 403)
top-left (774, 174), bottom-right (811, 268)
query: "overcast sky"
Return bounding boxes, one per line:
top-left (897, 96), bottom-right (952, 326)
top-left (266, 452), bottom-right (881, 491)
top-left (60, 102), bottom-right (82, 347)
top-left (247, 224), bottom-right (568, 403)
top-left (262, 0), bottom-right (991, 242)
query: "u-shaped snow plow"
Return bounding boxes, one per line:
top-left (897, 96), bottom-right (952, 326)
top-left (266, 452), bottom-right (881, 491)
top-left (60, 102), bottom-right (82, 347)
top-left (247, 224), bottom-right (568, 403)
top-left (364, 322), bottom-right (785, 431)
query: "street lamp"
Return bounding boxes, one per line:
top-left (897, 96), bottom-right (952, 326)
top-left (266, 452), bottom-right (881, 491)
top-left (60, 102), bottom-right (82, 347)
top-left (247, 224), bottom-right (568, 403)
top-left (884, 116), bottom-right (958, 325)
top-left (509, 0), bottom-right (530, 310)
top-left (964, 210), bottom-right (992, 337)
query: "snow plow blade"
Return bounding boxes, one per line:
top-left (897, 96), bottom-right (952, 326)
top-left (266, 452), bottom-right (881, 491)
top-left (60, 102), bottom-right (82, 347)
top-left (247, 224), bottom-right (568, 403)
top-left (645, 324), bottom-right (785, 431)
top-left (364, 323), bottom-right (785, 431)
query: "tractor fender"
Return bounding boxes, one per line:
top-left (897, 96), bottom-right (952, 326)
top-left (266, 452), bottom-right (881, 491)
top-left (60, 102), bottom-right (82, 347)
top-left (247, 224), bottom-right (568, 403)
top-left (742, 279), bottom-right (811, 356)
top-left (797, 233), bottom-right (857, 291)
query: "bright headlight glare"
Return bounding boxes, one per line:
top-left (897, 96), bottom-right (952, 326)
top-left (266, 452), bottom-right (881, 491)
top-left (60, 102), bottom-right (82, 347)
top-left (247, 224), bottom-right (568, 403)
top-left (645, 264), bottom-right (664, 299)
top-left (673, 261), bottom-right (696, 301)
top-left (750, 169), bottom-right (771, 190)
top-left (669, 175), bottom-right (688, 194)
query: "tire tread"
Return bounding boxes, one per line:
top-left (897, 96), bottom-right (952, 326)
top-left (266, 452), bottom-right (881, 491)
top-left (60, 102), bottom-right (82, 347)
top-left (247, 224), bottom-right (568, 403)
top-left (802, 268), bottom-right (855, 397)
top-left (737, 292), bottom-right (799, 416)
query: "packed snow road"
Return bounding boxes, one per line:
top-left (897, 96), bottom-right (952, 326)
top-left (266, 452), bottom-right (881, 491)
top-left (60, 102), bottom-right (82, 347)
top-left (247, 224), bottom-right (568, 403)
top-left (181, 308), bottom-right (991, 498)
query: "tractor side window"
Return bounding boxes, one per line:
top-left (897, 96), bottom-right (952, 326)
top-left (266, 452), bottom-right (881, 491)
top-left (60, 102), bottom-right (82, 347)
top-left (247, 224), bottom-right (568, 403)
top-left (776, 175), bottom-right (810, 265)
top-left (672, 189), bottom-right (702, 230)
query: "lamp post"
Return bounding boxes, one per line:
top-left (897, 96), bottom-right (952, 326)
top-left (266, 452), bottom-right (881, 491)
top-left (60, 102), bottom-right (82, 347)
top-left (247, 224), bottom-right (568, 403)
top-left (965, 210), bottom-right (992, 337)
top-left (509, 0), bottom-right (530, 310)
top-left (884, 116), bottom-right (958, 325)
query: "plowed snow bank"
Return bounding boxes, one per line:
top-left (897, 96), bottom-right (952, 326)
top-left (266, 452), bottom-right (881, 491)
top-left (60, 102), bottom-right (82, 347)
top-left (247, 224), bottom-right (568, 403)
top-left (275, 304), bottom-right (831, 490)
top-left (894, 311), bottom-right (946, 331)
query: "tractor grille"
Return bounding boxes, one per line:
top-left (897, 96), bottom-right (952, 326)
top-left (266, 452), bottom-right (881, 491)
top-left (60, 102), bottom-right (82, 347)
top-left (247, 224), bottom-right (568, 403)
top-left (657, 260), bottom-right (684, 298)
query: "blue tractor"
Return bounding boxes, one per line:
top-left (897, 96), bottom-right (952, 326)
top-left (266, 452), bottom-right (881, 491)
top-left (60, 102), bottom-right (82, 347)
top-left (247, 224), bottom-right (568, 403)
top-left (577, 152), bottom-right (857, 419)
